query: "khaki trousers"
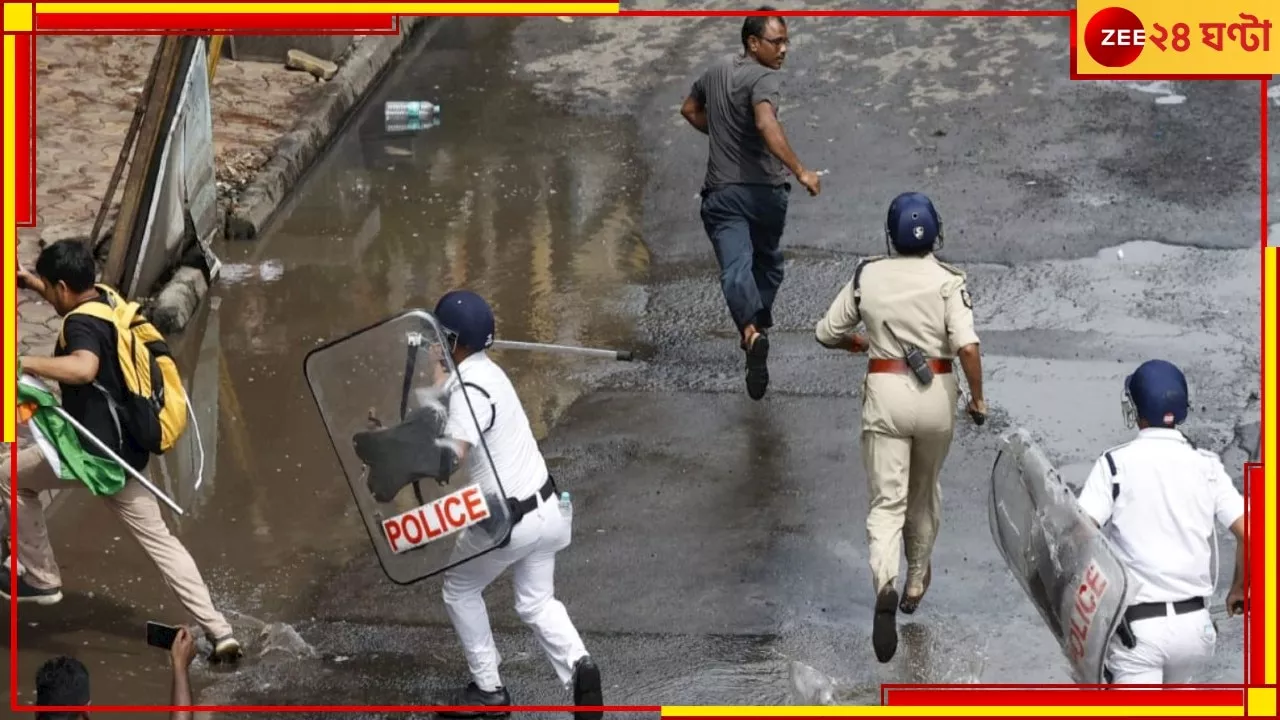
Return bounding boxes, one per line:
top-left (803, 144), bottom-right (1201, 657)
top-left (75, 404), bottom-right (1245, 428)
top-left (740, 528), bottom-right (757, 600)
top-left (3, 444), bottom-right (233, 639)
top-left (860, 372), bottom-right (958, 596)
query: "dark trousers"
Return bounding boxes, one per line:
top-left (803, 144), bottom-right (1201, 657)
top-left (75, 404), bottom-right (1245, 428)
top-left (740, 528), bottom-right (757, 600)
top-left (699, 183), bottom-right (790, 334)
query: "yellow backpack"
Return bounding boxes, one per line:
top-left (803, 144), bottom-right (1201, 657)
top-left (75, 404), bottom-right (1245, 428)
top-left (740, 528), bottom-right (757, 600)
top-left (57, 284), bottom-right (189, 455)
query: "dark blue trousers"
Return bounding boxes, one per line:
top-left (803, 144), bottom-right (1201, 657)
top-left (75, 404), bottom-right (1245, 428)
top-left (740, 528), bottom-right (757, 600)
top-left (699, 183), bottom-right (790, 334)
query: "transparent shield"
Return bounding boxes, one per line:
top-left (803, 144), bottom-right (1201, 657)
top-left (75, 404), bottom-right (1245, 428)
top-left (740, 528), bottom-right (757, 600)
top-left (988, 428), bottom-right (1136, 684)
top-left (303, 310), bottom-right (514, 585)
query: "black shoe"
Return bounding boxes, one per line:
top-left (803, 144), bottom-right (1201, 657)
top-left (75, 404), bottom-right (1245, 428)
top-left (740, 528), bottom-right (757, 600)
top-left (873, 587), bottom-right (898, 663)
top-left (572, 656), bottom-right (603, 720)
top-left (436, 682), bottom-right (512, 719)
top-left (744, 332), bottom-right (770, 400)
top-left (0, 570), bottom-right (62, 605)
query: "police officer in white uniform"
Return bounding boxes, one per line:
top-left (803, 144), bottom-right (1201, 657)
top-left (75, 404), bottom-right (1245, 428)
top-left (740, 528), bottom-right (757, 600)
top-left (1076, 359), bottom-right (1247, 684)
top-left (428, 290), bottom-right (602, 719)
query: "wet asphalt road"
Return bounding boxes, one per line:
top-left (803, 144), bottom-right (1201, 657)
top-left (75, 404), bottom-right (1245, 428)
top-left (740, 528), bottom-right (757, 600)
top-left (4, 5), bottom-right (1266, 716)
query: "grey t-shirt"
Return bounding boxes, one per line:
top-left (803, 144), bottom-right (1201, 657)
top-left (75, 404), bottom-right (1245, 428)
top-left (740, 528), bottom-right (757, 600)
top-left (691, 54), bottom-right (788, 190)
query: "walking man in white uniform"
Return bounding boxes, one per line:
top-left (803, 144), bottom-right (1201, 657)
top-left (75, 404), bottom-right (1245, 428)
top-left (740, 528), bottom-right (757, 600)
top-left (428, 290), bottom-right (602, 720)
top-left (1076, 359), bottom-right (1247, 684)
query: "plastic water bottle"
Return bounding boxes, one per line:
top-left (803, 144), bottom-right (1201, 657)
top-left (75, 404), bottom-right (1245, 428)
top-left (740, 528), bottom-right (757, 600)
top-left (559, 491), bottom-right (572, 520)
top-left (384, 100), bottom-right (439, 123)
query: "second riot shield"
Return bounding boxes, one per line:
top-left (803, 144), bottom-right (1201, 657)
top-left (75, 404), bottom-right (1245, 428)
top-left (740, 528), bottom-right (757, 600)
top-left (304, 309), bottom-right (515, 585)
top-left (988, 428), bottom-right (1138, 684)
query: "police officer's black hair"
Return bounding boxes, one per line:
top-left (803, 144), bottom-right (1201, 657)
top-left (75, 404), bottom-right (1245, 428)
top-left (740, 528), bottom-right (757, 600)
top-left (34, 239), bottom-right (96, 293)
top-left (35, 656), bottom-right (90, 720)
top-left (742, 6), bottom-right (785, 51)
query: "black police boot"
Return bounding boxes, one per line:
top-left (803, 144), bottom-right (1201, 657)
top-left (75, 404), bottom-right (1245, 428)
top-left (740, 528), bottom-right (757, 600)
top-left (872, 586), bottom-right (899, 663)
top-left (436, 682), bottom-right (512, 719)
top-left (572, 656), bottom-right (603, 720)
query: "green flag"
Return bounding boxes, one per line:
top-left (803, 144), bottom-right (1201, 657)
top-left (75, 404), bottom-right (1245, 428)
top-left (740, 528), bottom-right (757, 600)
top-left (16, 369), bottom-right (127, 496)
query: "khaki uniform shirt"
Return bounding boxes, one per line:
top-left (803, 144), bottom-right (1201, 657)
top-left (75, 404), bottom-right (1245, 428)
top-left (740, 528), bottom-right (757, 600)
top-left (815, 254), bottom-right (980, 359)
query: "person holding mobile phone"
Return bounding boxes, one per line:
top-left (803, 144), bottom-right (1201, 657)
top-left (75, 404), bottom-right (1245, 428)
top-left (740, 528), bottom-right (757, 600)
top-left (32, 628), bottom-right (200, 719)
top-left (167, 626), bottom-right (198, 720)
top-left (34, 656), bottom-right (91, 719)
top-left (813, 192), bottom-right (986, 665)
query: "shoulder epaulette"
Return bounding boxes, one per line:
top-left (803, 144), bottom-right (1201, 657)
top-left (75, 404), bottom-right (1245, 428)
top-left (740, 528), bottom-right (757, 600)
top-left (1100, 441), bottom-right (1134, 500)
top-left (852, 255), bottom-right (889, 311)
top-left (933, 258), bottom-right (967, 278)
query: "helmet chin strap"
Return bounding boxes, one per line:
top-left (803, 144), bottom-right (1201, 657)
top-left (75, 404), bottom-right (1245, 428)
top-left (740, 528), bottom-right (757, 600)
top-left (1121, 375), bottom-right (1139, 429)
top-left (436, 328), bottom-right (459, 355)
top-left (1121, 394), bottom-right (1138, 429)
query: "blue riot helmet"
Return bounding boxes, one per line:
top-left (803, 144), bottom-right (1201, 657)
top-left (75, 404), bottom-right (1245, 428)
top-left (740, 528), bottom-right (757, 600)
top-left (885, 192), bottom-right (943, 255)
top-left (1121, 359), bottom-right (1190, 428)
top-left (433, 289), bottom-right (496, 352)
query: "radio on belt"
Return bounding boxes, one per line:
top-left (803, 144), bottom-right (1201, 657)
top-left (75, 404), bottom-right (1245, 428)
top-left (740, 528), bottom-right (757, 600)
top-left (382, 484), bottom-right (492, 554)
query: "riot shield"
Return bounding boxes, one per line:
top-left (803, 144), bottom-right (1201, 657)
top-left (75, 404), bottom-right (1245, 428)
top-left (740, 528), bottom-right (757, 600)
top-left (304, 310), bottom-right (515, 585)
top-left (988, 428), bottom-right (1138, 684)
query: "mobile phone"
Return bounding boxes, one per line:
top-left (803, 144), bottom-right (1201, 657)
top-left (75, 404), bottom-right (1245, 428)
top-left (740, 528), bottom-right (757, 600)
top-left (146, 621), bottom-right (179, 650)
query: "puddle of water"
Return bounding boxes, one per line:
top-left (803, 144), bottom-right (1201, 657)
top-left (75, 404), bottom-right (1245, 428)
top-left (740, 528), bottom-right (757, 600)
top-left (8, 18), bottom-right (652, 707)
top-left (1096, 239), bottom-right (1185, 263)
top-left (983, 356), bottom-right (1131, 462)
top-left (177, 16), bottom-right (652, 610)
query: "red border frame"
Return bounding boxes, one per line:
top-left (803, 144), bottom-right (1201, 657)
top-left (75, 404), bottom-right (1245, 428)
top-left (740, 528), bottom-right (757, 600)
top-left (6, 4), bottom-right (1272, 715)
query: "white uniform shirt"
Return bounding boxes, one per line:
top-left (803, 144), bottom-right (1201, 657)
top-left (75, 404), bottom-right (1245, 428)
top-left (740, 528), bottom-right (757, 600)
top-left (442, 351), bottom-right (549, 501)
top-left (1077, 428), bottom-right (1245, 604)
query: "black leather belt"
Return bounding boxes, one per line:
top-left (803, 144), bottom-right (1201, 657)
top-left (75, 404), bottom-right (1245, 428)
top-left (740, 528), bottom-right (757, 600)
top-left (1124, 597), bottom-right (1205, 623)
top-left (507, 475), bottom-right (558, 523)
top-left (479, 476), bottom-right (560, 549)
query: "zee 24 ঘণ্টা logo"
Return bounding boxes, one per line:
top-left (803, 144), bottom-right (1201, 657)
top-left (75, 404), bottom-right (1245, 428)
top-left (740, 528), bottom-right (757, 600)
top-left (1083, 6), bottom-right (1272, 68)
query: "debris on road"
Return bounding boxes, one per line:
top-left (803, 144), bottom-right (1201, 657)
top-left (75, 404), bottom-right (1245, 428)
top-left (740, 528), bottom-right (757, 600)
top-left (286, 49), bottom-right (338, 81)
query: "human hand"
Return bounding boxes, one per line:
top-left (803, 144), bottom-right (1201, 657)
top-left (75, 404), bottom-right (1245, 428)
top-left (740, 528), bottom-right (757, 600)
top-left (967, 397), bottom-right (987, 426)
top-left (16, 266), bottom-right (43, 294)
top-left (847, 334), bottom-right (868, 353)
top-left (797, 169), bottom-right (821, 197)
top-left (1226, 587), bottom-right (1246, 617)
top-left (170, 626), bottom-right (197, 669)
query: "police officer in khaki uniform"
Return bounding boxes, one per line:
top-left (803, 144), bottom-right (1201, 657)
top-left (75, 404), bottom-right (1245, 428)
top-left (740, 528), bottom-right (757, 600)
top-left (814, 192), bottom-right (987, 664)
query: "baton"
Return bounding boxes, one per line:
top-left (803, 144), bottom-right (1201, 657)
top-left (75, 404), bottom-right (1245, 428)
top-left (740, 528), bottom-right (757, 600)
top-left (491, 339), bottom-right (634, 362)
top-left (401, 330), bottom-right (430, 505)
top-left (49, 405), bottom-right (185, 516)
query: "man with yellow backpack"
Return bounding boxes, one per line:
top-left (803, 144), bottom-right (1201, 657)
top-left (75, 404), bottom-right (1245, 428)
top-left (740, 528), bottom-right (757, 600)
top-left (6, 239), bottom-right (241, 663)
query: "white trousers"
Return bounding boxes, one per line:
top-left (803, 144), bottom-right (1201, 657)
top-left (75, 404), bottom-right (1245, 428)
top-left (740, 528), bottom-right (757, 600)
top-left (442, 493), bottom-right (588, 692)
top-left (1106, 607), bottom-right (1217, 684)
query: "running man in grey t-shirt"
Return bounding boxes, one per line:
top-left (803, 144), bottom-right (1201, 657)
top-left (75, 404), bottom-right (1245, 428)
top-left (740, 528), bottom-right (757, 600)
top-left (680, 8), bottom-right (821, 401)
